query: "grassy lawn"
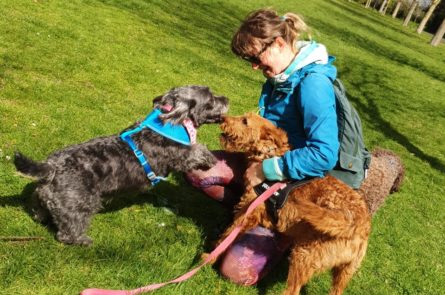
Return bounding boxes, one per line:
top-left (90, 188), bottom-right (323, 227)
top-left (1, 0), bottom-right (444, 294)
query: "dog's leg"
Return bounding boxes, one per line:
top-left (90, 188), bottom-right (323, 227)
top-left (216, 213), bottom-right (245, 246)
top-left (285, 237), bottom-right (367, 295)
top-left (215, 203), bottom-right (264, 248)
top-left (284, 245), bottom-right (317, 295)
top-left (55, 212), bottom-right (94, 246)
top-left (330, 264), bottom-right (357, 295)
top-left (330, 239), bottom-right (368, 295)
top-left (45, 190), bottom-right (98, 246)
top-left (184, 144), bottom-right (217, 171)
top-left (29, 189), bottom-right (51, 224)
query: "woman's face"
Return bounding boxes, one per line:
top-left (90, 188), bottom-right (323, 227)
top-left (250, 38), bottom-right (296, 78)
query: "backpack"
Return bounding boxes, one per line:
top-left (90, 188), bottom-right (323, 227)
top-left (327, 79), bottom-right (371, 189)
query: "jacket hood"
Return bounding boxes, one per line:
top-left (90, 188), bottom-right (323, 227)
top-left (293, 41), bottom-right (329, 70)
top-left (269, 41), bottom-right (336, 85)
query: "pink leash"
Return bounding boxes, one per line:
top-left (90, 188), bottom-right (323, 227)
top-left (81, 182), bottom-right (286, 295)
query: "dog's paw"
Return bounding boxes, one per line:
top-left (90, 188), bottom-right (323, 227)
top-left (194, 159), bottom-right (217, 171)
top-left (76, 236), bottom-right (93, 246)
top-left (57, 233), bottom-right (93, 246)
top-left (189, 144), bottom-right (217, 170)
top-left (29, 207), bottom-right (51, 224)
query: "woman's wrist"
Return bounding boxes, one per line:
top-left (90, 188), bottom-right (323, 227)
top-left (262, 157), bottom-right (287, 181)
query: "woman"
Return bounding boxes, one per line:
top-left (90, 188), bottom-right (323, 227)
top-left (187, 8), bottom-right (343, 285)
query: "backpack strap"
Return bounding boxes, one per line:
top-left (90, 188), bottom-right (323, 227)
top-left (120, 125), bottom-right (166, 186)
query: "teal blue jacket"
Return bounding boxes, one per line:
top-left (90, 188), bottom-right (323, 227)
top-left (260, 50), bottom-right (339, 181)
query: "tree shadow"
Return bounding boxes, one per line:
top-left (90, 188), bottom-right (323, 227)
top-left (257, 257), bottom-right (290, 295)
top-left (325, 0), bottom-right (415, 38)
top-left (339, 62), bottom-right (445, 173)
top-left (348, 89), bottom-right (445, 173)
top-left (96, 0), bottom-right (247, 56)
top-left (103, 173), bottom-right (235, 246)
top-left (310, 17), bottom-right (445, 83)
top-left (93, 0), bottom-right (266, 102)
top-left (305, 4), bottom-right (445, 172)
top-left (1, 173), bottom-right (233, 247)
top-left (0, 182), bottom-right (37, 213)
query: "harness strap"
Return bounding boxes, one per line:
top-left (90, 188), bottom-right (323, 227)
top-left (120, 107), bottom-right (198, 186)
top-left (80, 182), bottom-right (287, 295)
top-left (254, 178), bottom-right (317, 223)
top-left (120, 128), bottom-right (165, 186)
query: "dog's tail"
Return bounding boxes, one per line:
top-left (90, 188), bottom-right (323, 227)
top-left (290, 199), bottom-right (369, 239)
top-left (372, 148), bottom-right (405, 193)
top-left (14, 151), bottom-right (53, 179)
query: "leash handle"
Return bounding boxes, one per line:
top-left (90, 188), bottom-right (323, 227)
top-left (80, 182), bottom-right (286, 295)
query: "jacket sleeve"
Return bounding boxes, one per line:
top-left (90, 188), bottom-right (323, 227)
top-left (262, 74), bottom-right (339, 180)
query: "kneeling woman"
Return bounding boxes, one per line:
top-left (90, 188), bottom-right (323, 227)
top-left (186, 8), bottom-right (358, 285)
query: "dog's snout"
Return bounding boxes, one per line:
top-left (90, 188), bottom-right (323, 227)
top-left (220, 115), bottom-right (233, 126)
top-left (217, 95), bottom-right (229, 105)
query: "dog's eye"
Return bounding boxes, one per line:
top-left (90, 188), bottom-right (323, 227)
top-left (242, 118), bottom-right (248, 125)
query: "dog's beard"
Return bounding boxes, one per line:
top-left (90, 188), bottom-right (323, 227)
top-left (195, 103), bottom-right (229, 125)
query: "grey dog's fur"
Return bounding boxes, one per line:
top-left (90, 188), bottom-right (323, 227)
top-left (14, 85), bottom-right (228, 246)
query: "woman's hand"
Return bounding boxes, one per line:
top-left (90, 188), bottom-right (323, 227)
top-left (245, 162), bottom-right (265, 187)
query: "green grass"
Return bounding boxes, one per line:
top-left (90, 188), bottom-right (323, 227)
top-left (1, 0), bottom-right (444, 294)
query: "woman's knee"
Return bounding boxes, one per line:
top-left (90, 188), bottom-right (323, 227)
top-left (219, 250), bottom-right (260, 285)
top-left (219, 227), bottom-right (287, 285)
top-left (184, 151), bottom-right (247, 204)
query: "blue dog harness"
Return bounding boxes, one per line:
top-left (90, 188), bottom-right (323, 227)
top-left (120, 108), bottom-right (196, 186)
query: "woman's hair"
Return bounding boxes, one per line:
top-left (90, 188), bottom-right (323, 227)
top-left (231, 8), bottom-right (311, 58)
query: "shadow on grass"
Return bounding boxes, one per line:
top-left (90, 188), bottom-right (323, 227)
top-left (1, 175), bottom-right (232, 245)
top-left (99, 173), bottom-right (298, 290)
top-left (4, 171), bottom-right (294, 290)
top-left (102, 173), bottom-right (234, 245)
top-left (339, 61), bottom-right (445, 173)
top-left (0, 182), bottom-right (37, 212)
top-left (0, 193), bottom-right (25, 208)
top-left (326, 0), bottom-right (416, 39)
top-left (96, 0), bottom-right (246, 56)
top-left (350, 90), bottom-right (445, 174)
top-left (257, 257), bottom-right (290, 295)
top-left (310, 17), bottom-right (445, 83)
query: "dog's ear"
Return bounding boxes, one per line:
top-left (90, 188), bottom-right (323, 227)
top-left (152, 93), bottom-right (178, 111)
top-left (152, 89), bottom-right (195, 125)
top-left (259, 124), bottom-right (289, 156)
top-left (159, 98), bottom-right (196, 125)
top-left (152, 95), bottom-right (163, 109)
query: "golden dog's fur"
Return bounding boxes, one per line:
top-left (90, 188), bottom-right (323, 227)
top-left (218, 113), bottom-right (371, 295)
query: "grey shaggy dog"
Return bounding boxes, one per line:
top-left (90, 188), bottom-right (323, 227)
top-left (14, 85), bottom-right (228, 246)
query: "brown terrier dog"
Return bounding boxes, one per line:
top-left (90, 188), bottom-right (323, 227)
top-left (218, 113), bottom-right (371, 295)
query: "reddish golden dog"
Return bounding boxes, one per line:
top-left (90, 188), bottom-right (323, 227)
top-left (218, 113), bottom-right (371, 295)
